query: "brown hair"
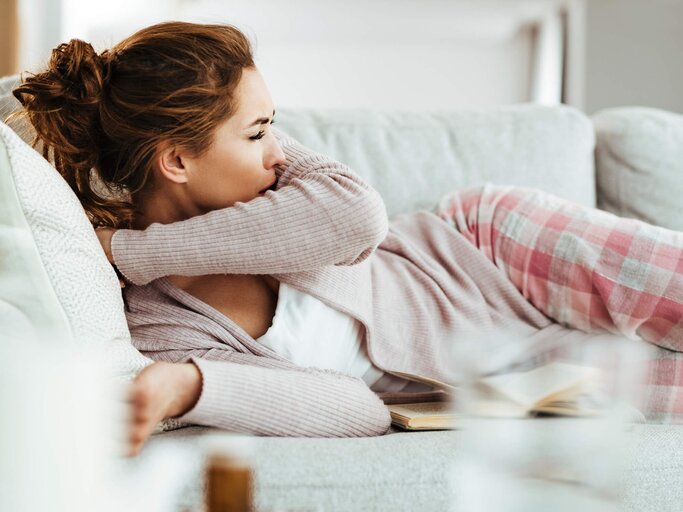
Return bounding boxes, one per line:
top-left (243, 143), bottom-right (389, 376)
top-left (12, 21), bottom-right (255, 228)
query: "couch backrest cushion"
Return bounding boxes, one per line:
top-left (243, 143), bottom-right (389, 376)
top-left (593, 107), bottom-right (683, 231)
top-left (275, 104), bottom-right (596, 218)
top-left (0, 121), bottom-right (151, 379)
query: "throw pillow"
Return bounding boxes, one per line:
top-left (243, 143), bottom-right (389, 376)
top-left (593, 107), bottom-right (683, 231)
top-left (0, 120), bottom-right (151, 379)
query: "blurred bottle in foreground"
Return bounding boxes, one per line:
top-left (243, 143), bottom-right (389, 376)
top-left (203, 434), bottom-right (256, 512)
top-left (0, 339), bottom-right (123, 512)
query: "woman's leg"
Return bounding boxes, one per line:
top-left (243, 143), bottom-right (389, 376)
top-left (433, 183), bottom-right (683, 352)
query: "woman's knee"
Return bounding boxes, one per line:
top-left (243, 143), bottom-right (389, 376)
top-left (433, 184), bottom-right (487, 238)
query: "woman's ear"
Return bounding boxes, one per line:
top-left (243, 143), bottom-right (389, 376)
top-left (154, 142), bottom-right (189, 185)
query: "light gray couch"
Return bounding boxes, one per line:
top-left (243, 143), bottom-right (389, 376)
top-left (3, 73), bottom-right (683, 511)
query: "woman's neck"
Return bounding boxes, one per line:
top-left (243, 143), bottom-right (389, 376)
top-left (132, 188), bottom-right (200, 230)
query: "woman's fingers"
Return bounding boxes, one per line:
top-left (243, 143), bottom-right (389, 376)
top-left (114, 265), bottom-right (127, 288)
top-left (95, 227), bottom-right (126, 287)
top-left (123, 362), bottom-right (201, 457)
top-left (95, 227), bottom-right (116, 263)
top-left (124, 363), bottom-right (180, 457)
top-left (125, 380), bottom-right (157, 456)
top-left (127, 432), bottom-right (144, 457)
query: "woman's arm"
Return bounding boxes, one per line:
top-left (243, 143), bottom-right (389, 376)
top-left (187, 351), bottom-right (391, 437)
top-left (146, 347), bottom-right (393, 438)
top-left (126, 315), bottom-right (392, 438)
top-left (111, 127), bottom-right (389, 286)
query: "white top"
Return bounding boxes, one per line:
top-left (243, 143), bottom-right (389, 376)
top-left (256, 282), bottom-right (432, 393)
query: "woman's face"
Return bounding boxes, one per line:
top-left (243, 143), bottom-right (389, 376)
top-left (163, 66), bottom-right (286, 215)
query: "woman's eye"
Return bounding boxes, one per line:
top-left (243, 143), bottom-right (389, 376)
top-left (249, 120), bottom-right (275, 141)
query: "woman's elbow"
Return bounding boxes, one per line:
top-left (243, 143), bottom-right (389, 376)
top-left (356, 387), bottom-right (393, 437)
top-left (344, 400), bottom-right (392, 437)
top-left (367, 407), bottom-right (393, 436)
top-left (366, 195), bottom-right (389, 247)
top-left (337, 192), bottom-right (389, 266)
top-left (355, 185), bottom-right (389, 244)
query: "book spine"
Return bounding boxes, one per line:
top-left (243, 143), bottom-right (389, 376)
top-left (377, 390), bottom-right (450, 405)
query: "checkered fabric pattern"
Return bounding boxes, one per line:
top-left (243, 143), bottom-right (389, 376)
top-left (433, 182), bottom-right (683, 422)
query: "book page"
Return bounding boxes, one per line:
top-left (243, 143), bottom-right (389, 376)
top-left (388, 401), bottom-right (454, 418)
top-left (384, 370), bottom-right (456, 393)
top-left (478, 362), bottom-right (600, 411)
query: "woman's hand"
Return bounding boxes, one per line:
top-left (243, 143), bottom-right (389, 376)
top-left (125, 361), bottom-right (203, 457)
top-left (95, 227), bottom-right (116, 262)
top-left (95, 227), bottom-right (125, 288)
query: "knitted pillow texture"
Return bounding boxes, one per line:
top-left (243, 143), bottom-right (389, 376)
top-left (0, 128), bottom-right (72, 344)
top-left (0, 121), bottom-right (151, 380)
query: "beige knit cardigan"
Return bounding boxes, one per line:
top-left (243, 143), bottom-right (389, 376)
top-left (112, 127), bottom-right (555, 437)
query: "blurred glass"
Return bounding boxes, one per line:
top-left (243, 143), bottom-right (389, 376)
top-left (450, 328), bottom-right (655, 512)
top-left (0, 339), bottom-right (123, 512)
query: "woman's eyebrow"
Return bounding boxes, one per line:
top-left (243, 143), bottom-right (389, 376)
top-left (246, 109), bottom-right (276, 128)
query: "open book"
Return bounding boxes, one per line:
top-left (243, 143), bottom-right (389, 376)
top-left (381, 362), bottom-right (607, 431)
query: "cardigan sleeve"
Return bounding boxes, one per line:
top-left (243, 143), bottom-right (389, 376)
top-left (111, 126), bottom-right (389, 286)
top-left (185, 353), bottom-right (391, 437)
top-left (137, 344), bottom-right (392, 438)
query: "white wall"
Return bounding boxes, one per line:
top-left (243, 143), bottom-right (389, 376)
top-left (585, 0), bottom-right (683, 114)
top-left (51, 0), bottom-right (566, 111)
top-left (16, 0), bottom-right (62, 73)
top-left (19, 0), bottom-right (683, 114)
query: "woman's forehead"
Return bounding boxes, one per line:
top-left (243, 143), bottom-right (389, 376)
top-left (234, 69), bottom-right (274, 122)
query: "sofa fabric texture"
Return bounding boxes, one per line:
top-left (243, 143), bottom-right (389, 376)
top-left (275, 105), bottom-right (597, 217)
top-left (128, 424), bottom-right (683, 512)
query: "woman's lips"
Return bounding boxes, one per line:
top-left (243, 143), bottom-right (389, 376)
top-left (259, 179), bottom-right (278, 194)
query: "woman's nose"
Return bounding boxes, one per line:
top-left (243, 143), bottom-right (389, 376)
top-left (267, 140), bottom-right (287, 168)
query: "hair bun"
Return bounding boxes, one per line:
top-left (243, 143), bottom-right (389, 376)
top-left (47, 39), bottom-right (106, 105)
top-left (12, 38), bottom-right (108, 188)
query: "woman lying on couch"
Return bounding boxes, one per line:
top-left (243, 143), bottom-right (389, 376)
top-left (13, 21), bottom-right (683, 456)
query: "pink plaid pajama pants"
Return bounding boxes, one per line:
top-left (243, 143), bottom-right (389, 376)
top-left (432, 183), bottom-right (683, 352)
top-left (434, 183), bottom-right (683, 420)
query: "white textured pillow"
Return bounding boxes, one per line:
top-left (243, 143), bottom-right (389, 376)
top-left (0, 121), bottom-right (151, 379)
top-left (593, 107), bottom-right (683, 231)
